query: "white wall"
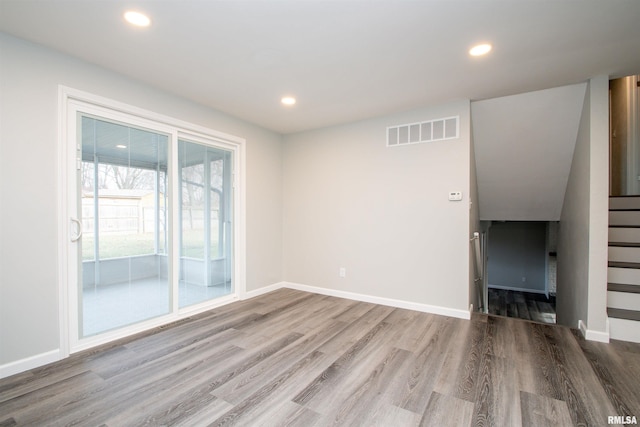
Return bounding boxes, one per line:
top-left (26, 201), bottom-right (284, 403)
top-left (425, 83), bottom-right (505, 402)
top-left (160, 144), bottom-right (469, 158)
top-left (0, 34), bottom-right (283, 367)
top-left (282, 100), bottom-right (472, 314)
top-left (557, 76), bottom-right (609, 340)
top-left (472, 84), bottom-right (586, 221)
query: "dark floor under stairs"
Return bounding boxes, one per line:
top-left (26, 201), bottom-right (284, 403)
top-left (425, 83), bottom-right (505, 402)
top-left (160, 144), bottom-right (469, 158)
top-left (488, 288), bottom-right (556, 324)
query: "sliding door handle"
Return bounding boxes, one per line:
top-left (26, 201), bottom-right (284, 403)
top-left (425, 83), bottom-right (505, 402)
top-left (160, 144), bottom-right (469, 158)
top-left (70, 217), bottom-right (83, 242)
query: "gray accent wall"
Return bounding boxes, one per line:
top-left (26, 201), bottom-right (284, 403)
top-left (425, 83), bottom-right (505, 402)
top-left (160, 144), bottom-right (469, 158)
top-left (556, 76), bottom-right (609, 335)
top-left (487, 222), bottom-right (547, 293)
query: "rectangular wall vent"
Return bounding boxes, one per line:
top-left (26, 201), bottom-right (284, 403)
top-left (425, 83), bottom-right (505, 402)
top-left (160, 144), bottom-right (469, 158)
top-left (387, 116), bottom-right (459, 147)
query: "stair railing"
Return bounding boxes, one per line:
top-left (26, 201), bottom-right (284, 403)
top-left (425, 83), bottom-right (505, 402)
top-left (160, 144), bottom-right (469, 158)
top-left (471, 231), bottom-right (488, 313)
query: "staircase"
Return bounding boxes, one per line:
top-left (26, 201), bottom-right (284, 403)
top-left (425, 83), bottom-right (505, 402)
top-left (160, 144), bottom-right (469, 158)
top-left (608, 196), bottom-right (640, 342)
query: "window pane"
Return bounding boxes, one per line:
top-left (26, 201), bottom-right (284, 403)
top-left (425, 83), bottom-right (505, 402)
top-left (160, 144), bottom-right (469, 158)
top-left (179, 140), bottom-right (233, 308)
top-left (80, 115), bottom-right (169, 337)
top-left (181, 162), bottom-right (205, 259)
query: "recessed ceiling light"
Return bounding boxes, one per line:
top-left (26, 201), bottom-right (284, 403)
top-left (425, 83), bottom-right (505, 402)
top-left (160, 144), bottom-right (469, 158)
top-left (124, 11), bottom-right (151, 27)
top-left (281, 96), bottom-right (296, 106)
top-left (469, 43), bottom-right (492, 57)
top-left (116, 144), bottom-right (127, 149)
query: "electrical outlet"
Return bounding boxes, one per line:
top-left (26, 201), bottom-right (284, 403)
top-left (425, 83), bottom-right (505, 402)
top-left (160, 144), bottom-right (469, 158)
top-left (339, 267), bottom-right (346, 278)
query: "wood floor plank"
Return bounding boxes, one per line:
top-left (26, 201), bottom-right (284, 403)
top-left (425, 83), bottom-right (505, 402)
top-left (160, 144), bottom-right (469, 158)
top-left (483, 314), bottom-right (518, 358)
top-left (326, 347), bottom-right (413, 425)
top-left (215, 319), bottom-right (348, 404)
top-left (330, 298), bottom-right (378, 323)
top-left (35, 330), bottom-right (295, 426)
top-left (392, 316), bottom-right (457, 414)
top-left (113, 333), bottom-right (305, 426)
top-left (313, 304), bottom-right (395, 356)
top-left (542, 323), bottom-right (618, 426)
top-left (571, 329), bottom-right (640, 417)
top-left (471, 354), bottom-right (523, 427)
top-left (0, 342), bottom-right (133, 405)
top-left (122, 307), bottom-right (262, 355)
top-left (292, 318), bottom-right (393, 410)
top-left (1, 289), bottom-right (638, 426)
top-left (232, 293), bottom-right (329, 338)
top-left (230, 293), bottom-right (318, 333)
top-left (419, 391), bottom-right (474, 427)
top-left (247, 288), bottom-right (315, 314)
top-left (20, 343), bottom-right (244, 426)
top-left (519, 391), bottom-right (573, 427)
top-left (366, 404), bottom-right (421, 427)
top-left (289, 296), bottom-right (356, 335)
top-left (292, 312), bottom-right (410, 417)
top-left (0, 371), bottom-right (105, 422)
top-left (0, 418), bottom-right (17, 427)
top-left (514, 322), bottom-right (563, 401)
top-left (385, 309), bottom-right (439, 352)
top-left (0, 359), bottom-right (92, 404)
top-left (171, 398), bottom-right (235, 427)
top-left (99, 327), bottom-right (244, 381)
top-left (433, 316), bottom-right (487, 402)
top-left (101, 342), bottom-right (244, 426)
top-left (618, 344), bottom-right (640, 393)
top-left (208, 349), bottom-right (328, 426)
top-left (106, 388), bottom-right (225, 426)
top-left (248, 401), bottom-right (322, 427)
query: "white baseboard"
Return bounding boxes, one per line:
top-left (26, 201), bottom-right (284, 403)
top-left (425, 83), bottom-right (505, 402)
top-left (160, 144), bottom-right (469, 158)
top-left (283, 282), bottom-right (471, 320)
top-left (242, 282), bottom-right (286, 300)
top-left (578, 319), bottom-right (610, 343)
top-left (578, 319), bottom-right (588, 337)
top-left (0, 349), bottom-right (62, 380)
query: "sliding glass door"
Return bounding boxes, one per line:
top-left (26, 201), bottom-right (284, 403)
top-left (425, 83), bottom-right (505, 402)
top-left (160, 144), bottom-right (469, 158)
top-left (67, 96), bottom-right (240, 348)
top-left (79, 116), bottom-right (170, 337)
top-left (178, 140), bottom-right (233, 307)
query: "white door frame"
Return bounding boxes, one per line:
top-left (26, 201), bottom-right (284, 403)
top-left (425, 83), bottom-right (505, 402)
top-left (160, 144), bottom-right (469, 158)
top-left (58, 86), bottom-right (246, 355)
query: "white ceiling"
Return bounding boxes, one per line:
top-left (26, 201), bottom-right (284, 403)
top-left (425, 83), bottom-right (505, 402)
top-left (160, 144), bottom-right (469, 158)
top-left (472, 83), bottom-right (587, 221)
top-left (1, 0), bottom-right (639, 134)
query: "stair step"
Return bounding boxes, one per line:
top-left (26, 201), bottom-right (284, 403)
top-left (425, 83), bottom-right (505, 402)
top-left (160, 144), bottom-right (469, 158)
top-left (608, 308), bottom-right (640, 321)
top-left (608, 290), bottom-right (640, 311)
top-left (609, 241), bottom-right (640, 248)
top-left (608, 261), bottom-right (640, 269)
top-left (608, 246), bottom-right (640, 263)
top-left (609, 225), bottom-right (640, 228)
top-left (608, 283), bottom-right (640, 293)
top-left (609, 227), bottom-right (640, 242)
top-left (609, 210), bottom-right (640, 226)
top-left (610, 196), bottom-right (640, 210)
top-left (608, 266), bottom-right (640, 284)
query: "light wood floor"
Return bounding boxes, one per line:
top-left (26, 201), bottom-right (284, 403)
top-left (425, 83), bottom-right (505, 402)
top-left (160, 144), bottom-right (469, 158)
top-left (1, 289), bottom-right (639, 426)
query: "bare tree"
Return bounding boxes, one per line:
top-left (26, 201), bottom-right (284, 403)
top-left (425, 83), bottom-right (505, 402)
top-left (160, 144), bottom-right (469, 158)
top-left (110, 165), bottom-right (154, 190)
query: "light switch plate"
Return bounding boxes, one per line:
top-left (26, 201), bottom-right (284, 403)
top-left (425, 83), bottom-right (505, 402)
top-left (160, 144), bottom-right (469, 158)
top-left (448, 191), bottom-right (463, 201)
